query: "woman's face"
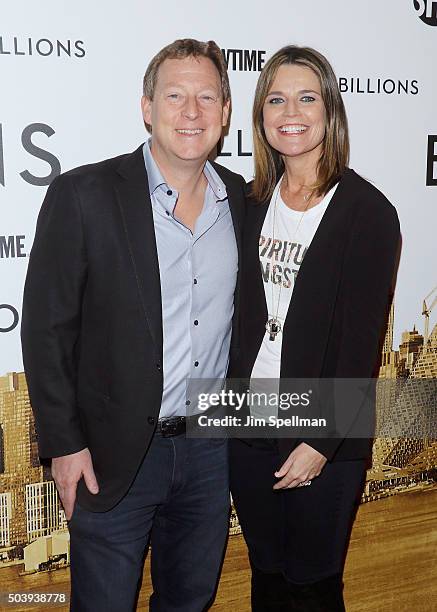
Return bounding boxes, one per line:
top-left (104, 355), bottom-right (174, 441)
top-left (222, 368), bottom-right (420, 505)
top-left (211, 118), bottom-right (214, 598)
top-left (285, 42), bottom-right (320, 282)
top-left (262, 64), bottom-right (326, 163)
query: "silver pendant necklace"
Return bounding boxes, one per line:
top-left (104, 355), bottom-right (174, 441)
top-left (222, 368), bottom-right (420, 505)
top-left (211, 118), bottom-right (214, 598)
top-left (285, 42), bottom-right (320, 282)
top-left (266, 176), bottom-right (312, 341)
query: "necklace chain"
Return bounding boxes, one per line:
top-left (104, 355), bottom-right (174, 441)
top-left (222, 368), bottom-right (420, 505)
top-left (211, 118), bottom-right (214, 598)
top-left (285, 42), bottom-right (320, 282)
top-left (266, 176), bottom-right (312, 341)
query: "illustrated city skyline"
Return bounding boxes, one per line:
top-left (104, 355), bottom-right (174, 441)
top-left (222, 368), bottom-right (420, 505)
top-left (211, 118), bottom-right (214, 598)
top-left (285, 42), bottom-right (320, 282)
top-left (0, 299), bottom-right (436, 567)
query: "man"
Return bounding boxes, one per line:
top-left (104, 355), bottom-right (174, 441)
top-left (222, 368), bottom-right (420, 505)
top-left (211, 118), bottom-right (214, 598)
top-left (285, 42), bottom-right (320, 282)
top-left (21, 39), bottom-right (245, 611)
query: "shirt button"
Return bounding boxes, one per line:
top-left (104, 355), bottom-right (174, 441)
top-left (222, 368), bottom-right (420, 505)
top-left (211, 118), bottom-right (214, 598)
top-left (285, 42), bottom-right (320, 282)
top-left (156, 363), bottom-right (161, 371)
top-left (166, 210), bottom-right (170, 216)
top-left (147, 416), bottom-right (155, 425)
top-left (193, 279), bottom-right (198, 285)
top-left (194, 361), bottom-right (199, 367)
top-left (167, 189), bottom-right (172, 196)
top-left (185, 400), bottom-right (191, 406)
top-left (194, 320), bottom-right (199, 326)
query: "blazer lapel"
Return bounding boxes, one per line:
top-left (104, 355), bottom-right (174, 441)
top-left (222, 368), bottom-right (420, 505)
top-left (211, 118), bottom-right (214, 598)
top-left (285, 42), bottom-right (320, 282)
top-left (211, 164), bottom-right (247, 353)
top-left (115, 146), bottom-right (163, 358)
top-left (211, 163), bottom-right (244, 259)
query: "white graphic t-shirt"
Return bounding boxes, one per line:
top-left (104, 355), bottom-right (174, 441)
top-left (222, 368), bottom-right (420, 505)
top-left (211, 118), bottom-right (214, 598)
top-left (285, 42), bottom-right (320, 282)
top-left (251, 179), bottom-right (338, 389)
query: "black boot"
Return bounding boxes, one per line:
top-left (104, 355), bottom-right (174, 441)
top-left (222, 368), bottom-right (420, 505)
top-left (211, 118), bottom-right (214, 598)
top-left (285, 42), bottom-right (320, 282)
top-left (288, 573), bottom-right (346, 612)
top-left (251, 564), bottom-right (291, 612)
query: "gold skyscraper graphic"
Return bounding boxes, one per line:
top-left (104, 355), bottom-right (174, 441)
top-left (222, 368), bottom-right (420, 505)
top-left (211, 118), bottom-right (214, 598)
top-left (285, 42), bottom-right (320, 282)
top-left (0, 373), bottom-right (68, 570)
top-left (366, 293), bottom-right (437, 501)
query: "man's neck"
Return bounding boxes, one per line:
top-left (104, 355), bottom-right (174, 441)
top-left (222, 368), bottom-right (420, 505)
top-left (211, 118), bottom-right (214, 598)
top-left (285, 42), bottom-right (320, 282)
top-left (150, 143), bottom-right (206, 197)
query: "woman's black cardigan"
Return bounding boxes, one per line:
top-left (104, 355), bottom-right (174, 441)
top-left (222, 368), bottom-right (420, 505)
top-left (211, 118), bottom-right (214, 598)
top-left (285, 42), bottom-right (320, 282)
top-left (232, 168), bottom-right (401, 464)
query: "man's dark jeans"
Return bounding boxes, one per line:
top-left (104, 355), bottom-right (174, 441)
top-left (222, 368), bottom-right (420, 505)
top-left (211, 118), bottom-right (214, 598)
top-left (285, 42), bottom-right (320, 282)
top-left (68, 434), bottom-right (230, 611)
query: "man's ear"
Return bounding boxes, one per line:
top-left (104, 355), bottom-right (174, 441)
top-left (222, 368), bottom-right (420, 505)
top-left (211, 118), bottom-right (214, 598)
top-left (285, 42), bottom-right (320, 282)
top-left (141, 95), bottom-right (152, 127)
top-left (222, 98), bottom-right (231, 128)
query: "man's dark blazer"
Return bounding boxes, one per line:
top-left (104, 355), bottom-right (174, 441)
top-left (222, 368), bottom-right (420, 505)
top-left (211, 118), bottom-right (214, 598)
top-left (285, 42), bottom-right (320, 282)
top-left (21, 145), bottom-right (246, 512)
top-left (234, 168), bottom-right (400, 464)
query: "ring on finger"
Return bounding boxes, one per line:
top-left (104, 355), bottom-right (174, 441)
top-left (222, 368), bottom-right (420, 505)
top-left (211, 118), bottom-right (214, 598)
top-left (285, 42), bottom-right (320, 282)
top-left (297, 480), bottom-right (312, 487)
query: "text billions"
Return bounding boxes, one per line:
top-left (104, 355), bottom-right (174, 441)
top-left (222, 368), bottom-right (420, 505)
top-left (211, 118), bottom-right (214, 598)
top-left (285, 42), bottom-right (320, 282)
top-left (0, 35), bottom-right (85, 58)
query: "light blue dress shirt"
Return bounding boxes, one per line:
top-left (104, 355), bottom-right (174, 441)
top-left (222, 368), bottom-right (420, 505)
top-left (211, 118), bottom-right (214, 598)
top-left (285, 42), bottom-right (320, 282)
top-left (143, 140), bottom-right (238, 418)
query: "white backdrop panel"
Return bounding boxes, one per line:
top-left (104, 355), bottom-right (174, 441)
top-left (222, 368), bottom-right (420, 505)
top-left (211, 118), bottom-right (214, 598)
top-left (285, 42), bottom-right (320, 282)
top-left (1, 0), bottom-right (436, 372)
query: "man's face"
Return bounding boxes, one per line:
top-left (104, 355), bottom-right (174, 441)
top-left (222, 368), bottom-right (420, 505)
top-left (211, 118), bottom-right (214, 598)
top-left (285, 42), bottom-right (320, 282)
top-left (142, 56), bottom-right (230, 167)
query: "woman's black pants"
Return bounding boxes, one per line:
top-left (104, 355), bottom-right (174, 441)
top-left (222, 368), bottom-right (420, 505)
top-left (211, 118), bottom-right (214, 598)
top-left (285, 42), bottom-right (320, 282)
top-left (230, 438), bottom-right (366, 611)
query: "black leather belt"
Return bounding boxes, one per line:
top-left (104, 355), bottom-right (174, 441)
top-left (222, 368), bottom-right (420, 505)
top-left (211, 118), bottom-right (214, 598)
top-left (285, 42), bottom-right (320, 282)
top-left (156, 416), bottom-right (186, 437)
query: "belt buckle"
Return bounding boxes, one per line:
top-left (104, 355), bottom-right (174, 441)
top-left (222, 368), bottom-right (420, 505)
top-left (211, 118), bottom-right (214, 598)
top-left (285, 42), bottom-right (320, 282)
top-left (160, 417), bottom-right (183, 437)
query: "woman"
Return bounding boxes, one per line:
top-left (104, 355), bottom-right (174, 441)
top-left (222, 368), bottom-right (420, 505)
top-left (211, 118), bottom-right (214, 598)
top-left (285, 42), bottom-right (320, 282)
top-left (229, 46), bottom-right (400, 611)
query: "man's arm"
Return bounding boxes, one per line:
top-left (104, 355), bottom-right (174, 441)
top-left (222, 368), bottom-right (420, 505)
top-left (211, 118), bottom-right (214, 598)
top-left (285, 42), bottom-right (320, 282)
top-left (21, 174), bottom-right (99, 517)
top-left (22, 173), bottom-right (88, 457)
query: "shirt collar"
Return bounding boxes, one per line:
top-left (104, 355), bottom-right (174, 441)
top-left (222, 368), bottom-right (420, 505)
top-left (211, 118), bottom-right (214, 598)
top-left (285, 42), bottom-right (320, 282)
top-left (143, 139), bottom-right (167, 196)
top-left (142, 138), bottom-right (228, 202)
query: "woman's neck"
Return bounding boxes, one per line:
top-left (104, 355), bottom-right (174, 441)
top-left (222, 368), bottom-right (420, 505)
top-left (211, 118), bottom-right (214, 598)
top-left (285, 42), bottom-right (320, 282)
top-left (281, 149), bottom-right (319, 193)
top-left (280, 151), bottom-right (322, 211)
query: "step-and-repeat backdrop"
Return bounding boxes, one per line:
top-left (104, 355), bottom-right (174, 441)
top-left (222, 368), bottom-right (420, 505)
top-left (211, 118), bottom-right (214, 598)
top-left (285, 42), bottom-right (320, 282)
top-left (1, 0), bottom-right (436, 602)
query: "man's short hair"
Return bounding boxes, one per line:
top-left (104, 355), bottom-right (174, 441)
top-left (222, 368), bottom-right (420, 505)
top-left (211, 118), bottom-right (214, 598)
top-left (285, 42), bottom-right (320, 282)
top-left (143, 38), bottom-right (231, 105)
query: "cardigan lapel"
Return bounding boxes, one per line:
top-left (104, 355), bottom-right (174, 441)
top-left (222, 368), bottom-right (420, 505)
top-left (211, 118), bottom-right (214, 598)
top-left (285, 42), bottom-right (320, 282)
top-left (115, 146), bottom-right (163, 358)
top-left (281, 169), bottom-right (355, 377)
top-left (285, 169), bottom-right (354, 307)
top-left (246, 196), bottom-right (270, 328)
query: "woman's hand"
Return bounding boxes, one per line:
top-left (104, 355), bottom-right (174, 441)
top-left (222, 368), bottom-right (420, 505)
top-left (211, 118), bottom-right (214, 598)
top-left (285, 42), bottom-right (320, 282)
top-left (273, 442), bottom-right (327, 490)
